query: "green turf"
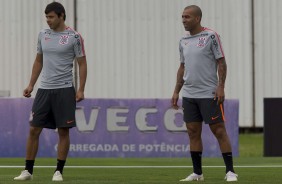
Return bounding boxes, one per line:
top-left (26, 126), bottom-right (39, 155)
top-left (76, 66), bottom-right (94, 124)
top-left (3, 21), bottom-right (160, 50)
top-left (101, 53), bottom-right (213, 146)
top-left (2, 166), bottom-right (282, 184)
top-left (239, 133), bottom-right (263, 157)
top-left (0, 133), bottom-right (282, 183)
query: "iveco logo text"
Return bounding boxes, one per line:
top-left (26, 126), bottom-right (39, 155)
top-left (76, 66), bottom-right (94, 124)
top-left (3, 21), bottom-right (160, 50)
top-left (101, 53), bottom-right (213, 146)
top-left (75, 107), bottom-right (186, 132)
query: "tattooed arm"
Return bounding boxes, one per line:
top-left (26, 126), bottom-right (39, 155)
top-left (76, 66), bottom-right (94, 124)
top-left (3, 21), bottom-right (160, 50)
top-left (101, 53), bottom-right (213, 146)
top-left (216, 57), bottom-right (227, 104)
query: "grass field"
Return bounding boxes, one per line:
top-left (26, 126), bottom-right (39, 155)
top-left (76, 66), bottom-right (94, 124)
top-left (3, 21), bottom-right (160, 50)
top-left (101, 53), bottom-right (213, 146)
top-left (1, 133), bottom-right (282, 183)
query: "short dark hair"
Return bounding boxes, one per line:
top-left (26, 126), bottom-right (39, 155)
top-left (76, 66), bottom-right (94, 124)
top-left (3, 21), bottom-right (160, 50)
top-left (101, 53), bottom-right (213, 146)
top-left (184, 5), bottom-right (202, 21)
top-left (45, 1), bottom-right (66, 20)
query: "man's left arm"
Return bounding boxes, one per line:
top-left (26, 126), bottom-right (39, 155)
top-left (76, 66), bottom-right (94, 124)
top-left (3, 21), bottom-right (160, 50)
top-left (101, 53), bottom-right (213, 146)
top-left (76, 56), bottom-right (87, 102)
top-left (216, 57), bottom-right (227, 104)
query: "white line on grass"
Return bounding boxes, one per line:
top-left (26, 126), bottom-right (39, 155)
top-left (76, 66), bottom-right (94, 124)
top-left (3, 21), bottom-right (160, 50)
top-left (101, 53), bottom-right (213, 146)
top-left (1, 165), bottom-right (282, 168)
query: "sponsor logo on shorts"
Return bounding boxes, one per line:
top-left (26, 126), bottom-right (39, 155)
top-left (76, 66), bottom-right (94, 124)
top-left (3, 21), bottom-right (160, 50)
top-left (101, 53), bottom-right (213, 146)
top-left (211, 116), bottom-right (219, 120)
top-left (66, 120), bottom-right (75, 124)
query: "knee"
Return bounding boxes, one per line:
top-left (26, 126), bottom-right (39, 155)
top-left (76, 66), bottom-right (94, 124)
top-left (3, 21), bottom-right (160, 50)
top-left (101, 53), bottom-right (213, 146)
top-left (213, 127), bottom-right (227, 140)
top-left (29, 127), bottom-right (42, 138)
top-left (187, 128), bottom-right (201, 140)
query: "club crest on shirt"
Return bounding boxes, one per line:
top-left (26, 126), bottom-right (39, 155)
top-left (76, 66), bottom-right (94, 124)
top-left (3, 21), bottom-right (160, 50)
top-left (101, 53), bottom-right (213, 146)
top-left (197, 37), bottom-right (206, 47)
top-left (59, 35), bottom-right (69, 45)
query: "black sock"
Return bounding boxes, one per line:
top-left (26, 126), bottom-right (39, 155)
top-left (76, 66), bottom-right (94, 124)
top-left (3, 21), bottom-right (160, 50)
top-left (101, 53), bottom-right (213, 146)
top-left (25, 160), bottom-right (35, 175)
top-left (190, 151), bottom-right (202, 175)
top-left (55, 159), bottom-right (66, 174)
top-left (222, 152), bottom-right (235, 173)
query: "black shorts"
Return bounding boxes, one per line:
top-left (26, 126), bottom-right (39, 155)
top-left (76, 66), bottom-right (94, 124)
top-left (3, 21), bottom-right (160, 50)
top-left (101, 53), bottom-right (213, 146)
top-left (182, 97), bottom-right (225, 124)
top-left (30, 87), bottom-right (76, 129)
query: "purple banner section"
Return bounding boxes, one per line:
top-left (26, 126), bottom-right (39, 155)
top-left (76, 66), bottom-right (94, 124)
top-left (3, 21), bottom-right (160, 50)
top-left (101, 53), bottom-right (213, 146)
top-left (0, 98), bottom-right (239, 157)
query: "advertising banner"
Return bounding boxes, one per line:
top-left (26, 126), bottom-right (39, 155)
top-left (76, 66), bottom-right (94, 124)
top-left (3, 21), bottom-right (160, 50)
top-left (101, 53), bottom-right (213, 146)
top-left (0, 98), bottom-right (239, 157)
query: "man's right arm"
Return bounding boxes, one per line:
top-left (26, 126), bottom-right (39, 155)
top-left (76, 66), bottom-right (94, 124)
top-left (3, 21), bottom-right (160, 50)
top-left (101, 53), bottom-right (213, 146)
top-left (171, 63), bottom-right (184, 109)
top-left (23, 53), bottom-right (43, 97)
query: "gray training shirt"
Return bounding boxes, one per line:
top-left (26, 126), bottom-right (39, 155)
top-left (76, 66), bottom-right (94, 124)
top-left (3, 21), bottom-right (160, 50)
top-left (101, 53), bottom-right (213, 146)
top-left (179, 27), bottom-right (225, 98)
top-left (37, 27), bottom-right (86, 89)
